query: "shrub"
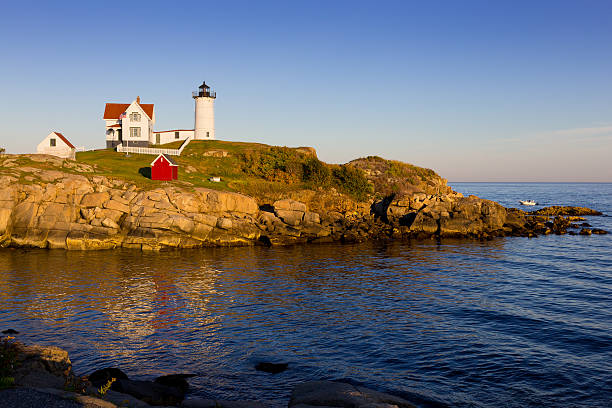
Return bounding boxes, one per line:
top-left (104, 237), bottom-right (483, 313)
top-left (302, 157), bottom-right (331, 186)
top-left (240, 147), bottom-right (304, 183)
top-left (332, 165), bottom-right (373, 201)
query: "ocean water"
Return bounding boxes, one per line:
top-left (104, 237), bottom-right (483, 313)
top-left (0, 183), bottom-right (610, 407)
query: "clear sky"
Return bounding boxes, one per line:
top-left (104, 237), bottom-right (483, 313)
top-left (1, 1), bottom-right (611, 181)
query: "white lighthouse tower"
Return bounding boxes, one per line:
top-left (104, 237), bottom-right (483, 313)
top-left (193, 81), bottom-right (216, 140)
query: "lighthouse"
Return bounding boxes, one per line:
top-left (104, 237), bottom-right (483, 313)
top-left (193, 81), bottom-right (216, 140)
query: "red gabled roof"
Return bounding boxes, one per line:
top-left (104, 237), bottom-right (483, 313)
top-left (151, 153), bottom-right (178, 166)
top-left (52, 132), bottom-right (75, 149)
top-left (103, 102), bottom-right (154, 119)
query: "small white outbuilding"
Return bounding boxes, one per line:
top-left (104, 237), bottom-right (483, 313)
top-left (36, 132), bottom-right (76, 159)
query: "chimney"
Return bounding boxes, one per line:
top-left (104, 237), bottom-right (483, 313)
top-left (136, 96), bottom-right (140, 104)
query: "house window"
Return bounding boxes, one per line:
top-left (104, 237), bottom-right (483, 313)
top-left (206, 132), bottom-right (210, 138)
top-left (175, 131), bottom-right (179, 139)
top-left (129, 112), bottom-right (141, 122)
top-left (50, 138), bottom-right (56, 147)
top-left (130, 127), bottom-right (141, 138)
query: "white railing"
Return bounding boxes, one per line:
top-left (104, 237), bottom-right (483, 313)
top-left (177, 136), bottom-right (193, 154)
top-left (116, 136), bottom-right (193, 156)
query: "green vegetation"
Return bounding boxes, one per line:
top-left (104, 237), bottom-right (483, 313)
top-left (331, 165), bottom-right (373, 201)
top-left (0, 140), bottom-right (443, 203)
top-left (74, 140), bottom-right (375, 201)
top-left (98, 377), bottom-right (116, 397)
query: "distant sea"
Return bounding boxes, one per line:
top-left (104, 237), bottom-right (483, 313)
top-left (0, 183), bottom-right (610, 407)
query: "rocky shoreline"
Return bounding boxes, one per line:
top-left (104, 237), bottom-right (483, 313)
top-left (0, 166), bottom-right (607, 251)
top-left (0, 338), bottom-right (417, 408)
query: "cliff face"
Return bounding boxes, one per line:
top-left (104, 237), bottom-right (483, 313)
top-left (3, 151), bottom-right (602, 250)
top-left (0, 166), bottom-right (524, 251)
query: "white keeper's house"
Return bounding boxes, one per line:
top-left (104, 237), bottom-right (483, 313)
top-left (104, 81), bottom-right (216, 149)
top-left (37, 132), bottom-right (76, 159)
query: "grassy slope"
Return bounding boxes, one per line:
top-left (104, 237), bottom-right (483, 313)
top-left (75, 140), bottom-right (305, 199)
top-left (1, 140), bottom-right (447, 206)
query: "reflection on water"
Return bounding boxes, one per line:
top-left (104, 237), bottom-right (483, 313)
top-left (0, 236), bottom-right (610, 408)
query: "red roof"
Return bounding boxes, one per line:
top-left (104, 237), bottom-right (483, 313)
top-left (154, 129), bottom-right (194, 133)
top-left (103, 102), bottom-right (154, 119)
top-left (52, 132), bottom-right (75, 149)
top-left (108, 124), bottom-right (121, 128)
top-left (151, 153), bottom-right (178, 166)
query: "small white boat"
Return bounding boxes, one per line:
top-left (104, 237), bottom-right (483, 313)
top-left (519, 200), bottom-right (537, 206)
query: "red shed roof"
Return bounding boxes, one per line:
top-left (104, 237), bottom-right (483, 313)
top-left (104, 102), bottom-right (154, 119)
top-left (151, 153), bottom-right (178, 166)
top-left (51, 132), bottom-right (75, 149)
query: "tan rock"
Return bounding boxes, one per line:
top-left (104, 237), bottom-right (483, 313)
top-left (80, 192), bottom-right (110, 208)
top-left (274, 199), bottom-right (308, 212)
top-left (197, 188), bottom-right (259, 214)
top-left (0, 207), bottom-right (12, 234)
top-left (172, 192), bottom-right (201, 213)
top-left (101, 218), bottom-right (120, 229)
top-left (170, 214), bottom-right (195, 234)
top-left (94, 207), bottom-right (123, 222)
top-left (276, 209), bottom-right (304, 226)
top-left (192, 223), bottom-right (214, 239)
top-left (103, 199), bottom-right (130, 213)
top-left (303, 211), bottom-right (320, 225)
top-left (194, 213), bottom-right (218, 226)
top-left (410, 212), bottom-right (439, 234)
top-left (216, 218), bottom-right (233, 230)
top-left (47, 230), bottom-right (69, 249)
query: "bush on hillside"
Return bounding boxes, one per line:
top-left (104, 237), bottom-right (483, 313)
top-left (302, 157), bottom-right (331, 186)
top-left (241, 147), bottom-right (304, 183)
top-left (332, 165), bottom-right (373, 201)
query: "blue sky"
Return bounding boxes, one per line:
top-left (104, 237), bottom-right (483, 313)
top-left (1, 1), bottom-right (611, 181)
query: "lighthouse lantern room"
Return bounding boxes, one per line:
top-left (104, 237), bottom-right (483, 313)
top-left (193, 81), bottom-right (216, 140)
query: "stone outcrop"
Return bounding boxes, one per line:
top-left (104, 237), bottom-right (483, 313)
top-left (0, 164), bottom-right (607, 250)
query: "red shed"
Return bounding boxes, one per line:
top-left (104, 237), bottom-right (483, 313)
top-left (151, 153), bottom-right (178, 181)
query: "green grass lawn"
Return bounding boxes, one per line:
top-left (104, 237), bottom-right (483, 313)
top-left (74, 140), bottom-right (308, 199)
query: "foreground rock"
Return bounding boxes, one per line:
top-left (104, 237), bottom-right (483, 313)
top-left (289, 380), bottom-right (416, 408)
top-left (4, 340), bottom-right (423, 408)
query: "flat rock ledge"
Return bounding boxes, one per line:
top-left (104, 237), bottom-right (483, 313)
top-left (1, 339), bottom-right (416, 408)
top-left (0, 173), bottom-right (607, 251)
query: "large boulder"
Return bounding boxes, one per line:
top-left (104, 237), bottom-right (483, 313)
top-left (80, 192), bottom-right (110, 208)
top-left (273, 199), bottom-right (308, 212)
top-left (196, 188), bottom-right (259, 214)
top-left (11, 341), bottom-right (73, 389)
top-left (273, 199), bottom-right (307, 226)
top-left (289, 381), bottom-right (416, 408)
top-left (113, 378), bottom-right (185, 406)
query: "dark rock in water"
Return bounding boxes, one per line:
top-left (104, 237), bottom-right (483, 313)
top-left (592, 228), bottom-right (608, 235)
top-left (154, 373), bottom-right (196, 393)
top-left (2, 329), bottom-right (19, 334)
top-left (532, 206), bottom-right (603, 216)
top-left (569, 231), bottom-right (577, 236)
top-left (255, 362), bottom-right (289, 374)
top-left (581, 222), bottom-right (592, 227)
top-left (88, 367), bottom-right (129, 387)
top-left (114, 378), bottom-right (185, 406)
top-left (289, 380), bottom-right (416, 408)
top-left (552, 216), bottom-right (571, 234)
top-left (579, 228), bottom-right (592, 235)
